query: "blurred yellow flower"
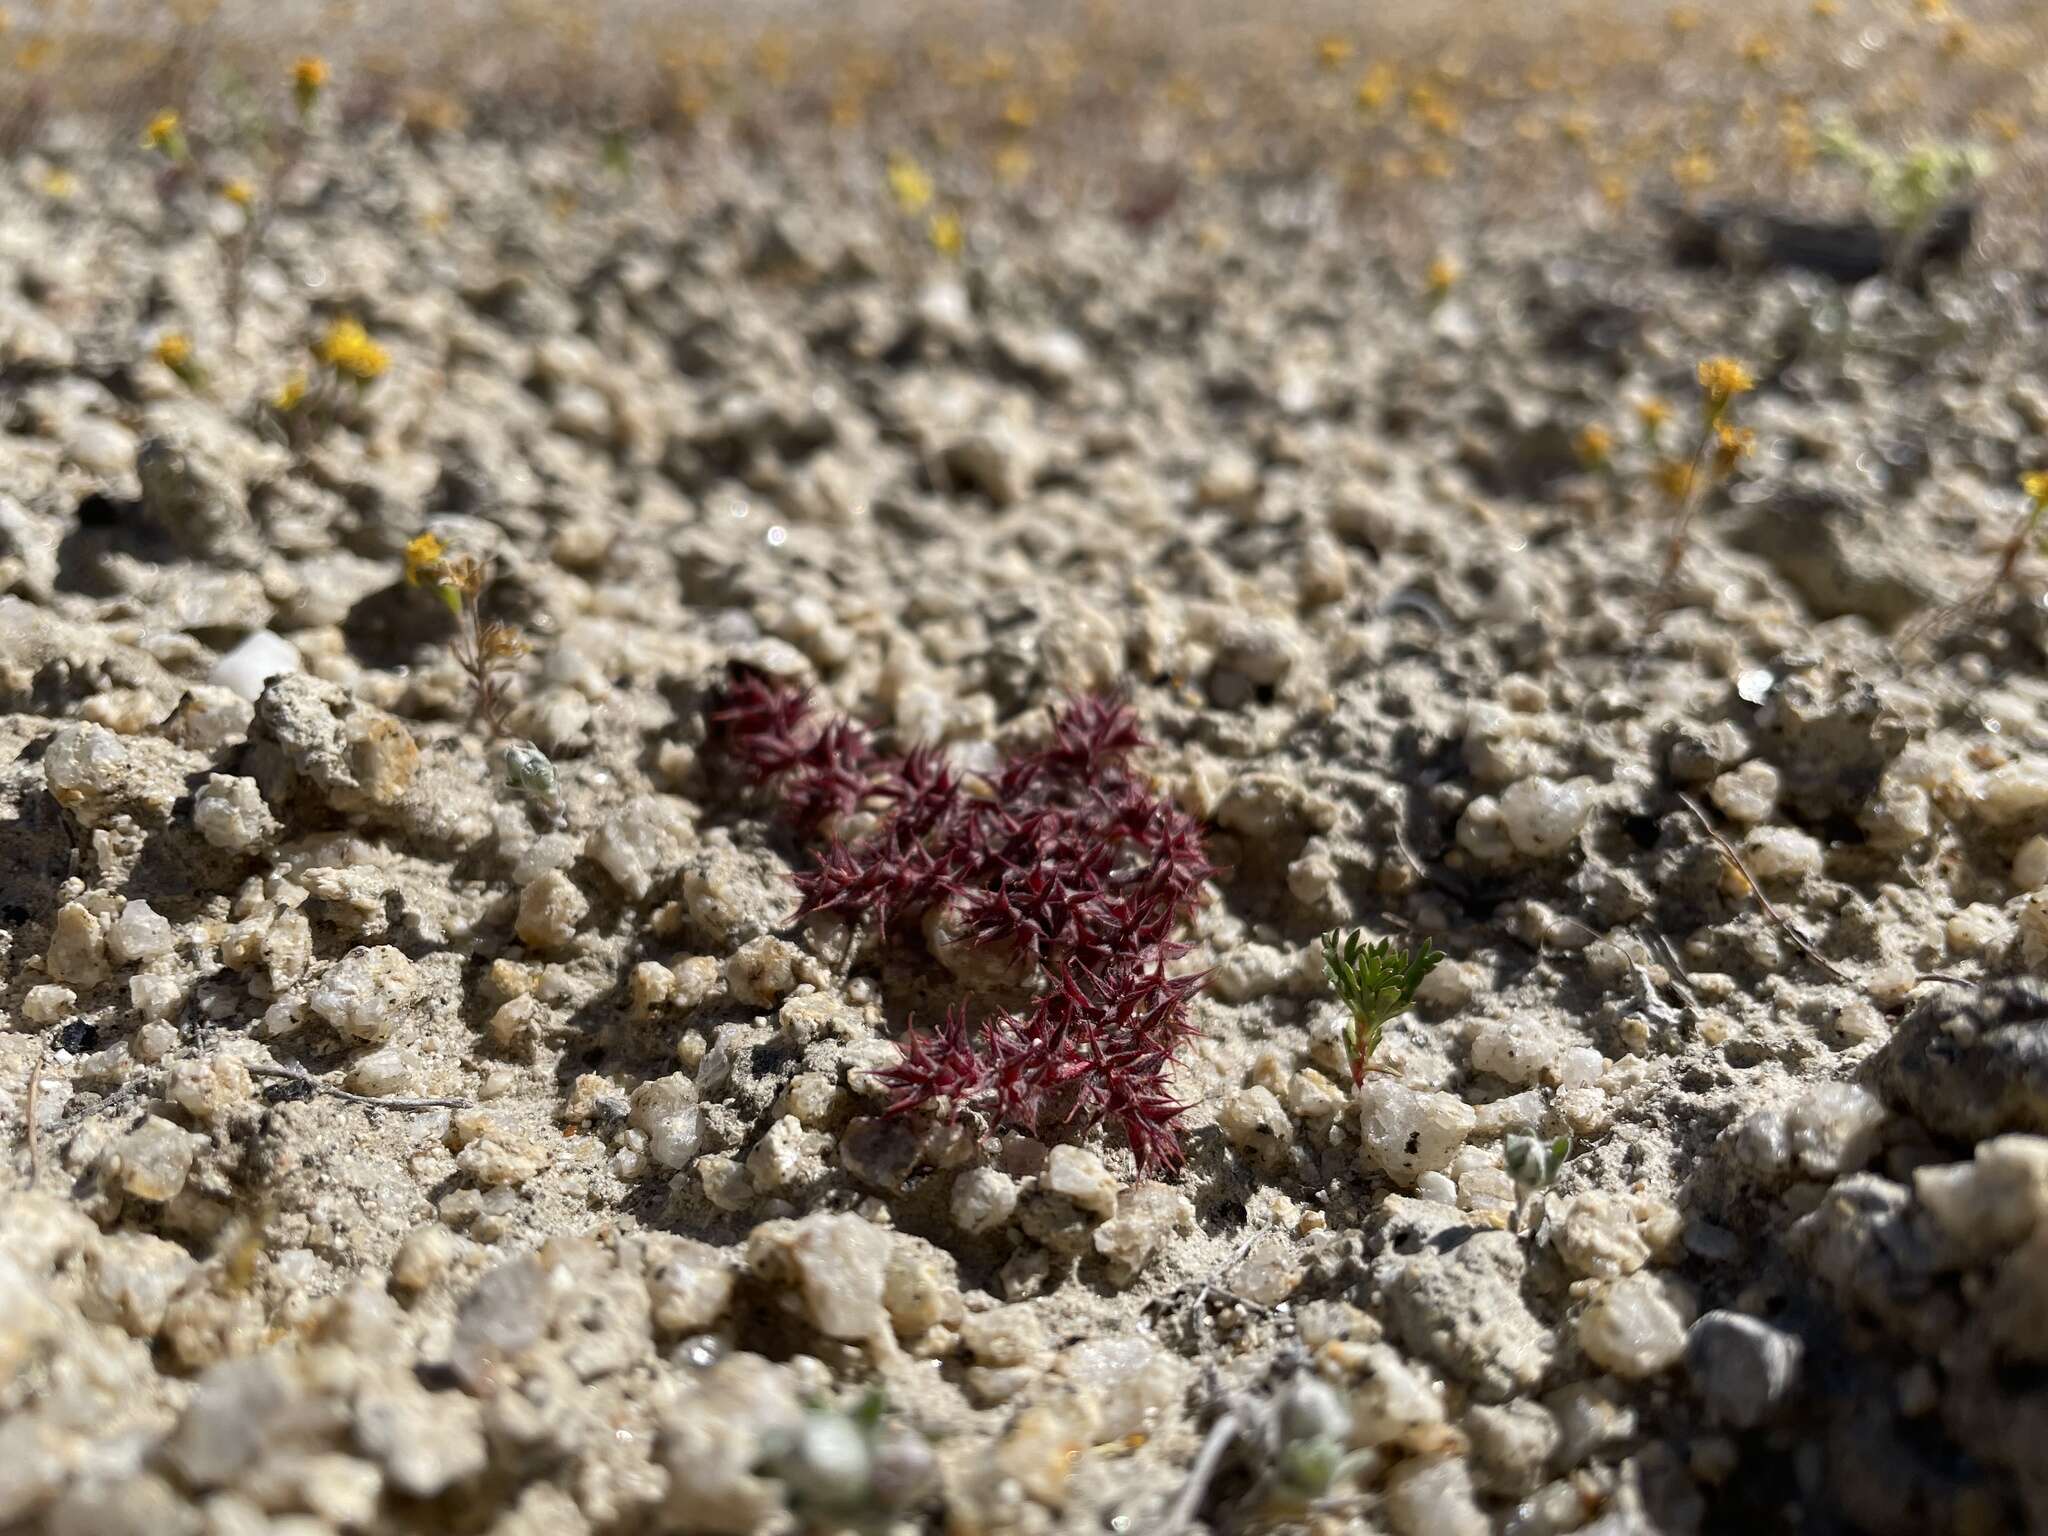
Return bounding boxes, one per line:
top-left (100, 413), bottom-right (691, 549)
top-left (273, 371), bottom-right (307, 412)
top-left (887, 154), bottom-right (933, 214)
top-left (404, 532), bottom-right (446, 587)
top-left (316, 316), bottom-right (389, 381)
top-left (141, 109), bottom-right (184, 157)
top-left (1425, 254), bottom-right (1459, 295)
top-left (1636, 398), bottom-right (1673, 435)
top-left (293, 56), bottom-right (327, 116)
top-left (154, 333), bottom-right (193, 372)
top-left (1355, 62), bottom-right (1395, 112)
top-left (995, 143), bottom-right (1034, 186)
top-left (2022, 471), bottom-right (2048, 505)
top-left (220, 177), bottom-right (255, 207)
top-left (1574, 424), bottom-right (1614, 468)
top-left (41, 168), bottom-right (77, 200)
top-left (1713, 423), bottom-right (1757, 470)
top-left (1697, 356), bottom-right (1755, 412)
top-left (928, 211), bottom-right (964, 258)
top-left (1317, 36), bottom-right (1353, 69)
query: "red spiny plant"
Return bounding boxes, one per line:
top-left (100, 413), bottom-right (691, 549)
top-left (709, 669), bottom-right (1213, 1171)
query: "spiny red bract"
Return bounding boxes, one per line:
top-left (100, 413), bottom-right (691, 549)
top-left (711, 670), bottom-right (1213, 1171)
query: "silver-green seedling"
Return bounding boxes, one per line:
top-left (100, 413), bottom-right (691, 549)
top-left (1321, 930), bottom-right (1443, 1086)
top-left (1505, 1129), bottom-right (1572, 1234)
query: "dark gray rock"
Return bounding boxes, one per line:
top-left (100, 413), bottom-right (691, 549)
top-left (1684, 1310), bottom-right (1804, 1428)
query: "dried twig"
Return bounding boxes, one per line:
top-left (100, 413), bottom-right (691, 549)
top-left (1676, 792), bottom-right (1850, 984)
top-left (247, 1062), bottom-right (467, 1112)
top-left (1157, 1406), bottom-right (1242, 1536)
top-left (25, 1048), bottom-right (46, 1188)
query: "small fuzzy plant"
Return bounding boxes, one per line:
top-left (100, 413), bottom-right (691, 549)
top-left (756, 1391), bottom-right (937, 1533)
top-left (1504, 1128), bottom-right (1572, 1233)
top-left (713, 674), bottom-right (1213, 1171)
top-left (1320, 930), bottom-right (1442, 1086)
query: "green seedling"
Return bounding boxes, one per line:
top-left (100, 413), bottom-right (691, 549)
top-left (1321, 930), bottom-right (1443, 1086)
top-left (1819, 118), bottom-right (1988, 243)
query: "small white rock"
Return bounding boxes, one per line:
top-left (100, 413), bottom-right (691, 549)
top-left (1043, 1145), bottom-right (1120, 1219)
top-left (208, 630), bottom-right (301, 702)
top-left (952, 1167), bottom-right (1020, 1234)
top-left (1359, 1076), bottom-right (1476, 1188)
top-left (1498, 776), bottom-right (1591, 859)
top-left (1578, 1272), bottom-right (1692, 1378)
top-left (308, 945), bottom-right (422, 1044)
top-left (106, 899), bottom-right (175, 965)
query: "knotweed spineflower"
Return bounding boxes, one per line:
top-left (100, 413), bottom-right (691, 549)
top-left (712, 677), bottom-right (1213, 1171)
top-left (1908, 470), bottom-right (2048, 654)
top-left (406, 535), bottom-right (528, 739)
top-left (1660, 356), bottom-right (1756, 584)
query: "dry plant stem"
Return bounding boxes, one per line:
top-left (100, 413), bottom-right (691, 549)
top-left (1659, 417), bottom-right (1720, 585)
top-left (452, 600), bottom-right (514, 738)
top-left (25, 1047), bottom-right (46, 1188)
top-left (1158, 1408), bottom-right (1242, 1536)
top-left (247, 1062), bottom-right (468, 1112)
top-left (1900, 498), bottom-right (2043, 656)
top-left (1676, 791), bottom-right (1851, 984)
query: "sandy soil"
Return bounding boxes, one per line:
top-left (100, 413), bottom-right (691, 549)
top-left (5, 3), bottom-right (2048, 1533)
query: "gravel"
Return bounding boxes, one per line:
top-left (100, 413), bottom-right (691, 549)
top-left (3, 4), bottom-right (2048, 1531)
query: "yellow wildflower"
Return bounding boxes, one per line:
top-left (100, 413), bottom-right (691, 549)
top-left (1355, 62), bottom-right (1395, 112)
top-left (1317, 36), bottom-right (1353, 69)
top-left (928, 211), bottom-right (964, 258)
top-left (887, 155), bottom-right (933, 214)
top-left (41, 168), bottom-right (77, 200)
top-left (273, 371), bottom-right (307, 412)
top-left (1672, 151), bottom-right (1716, 190)
top-left (403, 532), bottom-right (446, 587)
top-left (1697, 356), bottom-right (1755, 414)
top-left (1425, 254), bottom-right (1459, 296)
top-left (141, 109), bottom-right (184, 158)
top-left (2022, 471), bottom-right (2048, 505)
top-left (220, 177), bottom-right (255, 207)
top-left (1574, 424), bottom-right (1614, 469)
top-left (1713, 423), bottom-right (1757, 472)
top-left (316, 317), bottom-right (389, 381)
top-left (293, 54), bottom-right (328, 114)
top-left (1636, 398), bottom-right (1673, 435)
top-left (1001, 93), bottom-right (1036, 131)
top-left (995, 143), bottom-right (1034, 186)
top-left (154, 333), bottom-right (193, 372)
top-left (1655, 459), bottom-right (1694, 502)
